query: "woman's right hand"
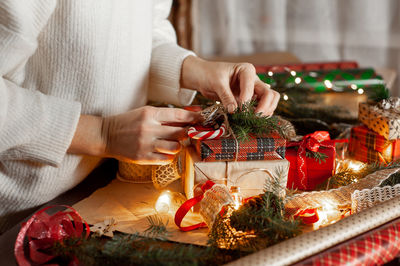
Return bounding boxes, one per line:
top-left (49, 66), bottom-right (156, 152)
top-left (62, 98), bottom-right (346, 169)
top-left (101, 106), bottom-right (200, 165)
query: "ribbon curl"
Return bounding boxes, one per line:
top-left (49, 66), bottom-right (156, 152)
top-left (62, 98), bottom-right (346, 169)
top-left (14, 205), bottom-right (89, 266)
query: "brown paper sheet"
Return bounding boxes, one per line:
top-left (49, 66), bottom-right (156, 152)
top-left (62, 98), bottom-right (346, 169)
top-left (72, 179), bottom-right (209, 246)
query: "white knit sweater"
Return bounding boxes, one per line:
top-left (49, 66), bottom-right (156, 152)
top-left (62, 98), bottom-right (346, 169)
top-left (0, 0), bottom-right (196, 232)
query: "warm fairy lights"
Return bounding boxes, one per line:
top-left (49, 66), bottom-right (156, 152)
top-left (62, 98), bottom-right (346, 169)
top-left (283, 94), bottom-right (289, 101)
top-left (357, 88), bottom-right (364, 94)
top-left (336, 159), bottom-right (365, 173)
top-left (230, 186), bottom-right (243, 210)
top-left (313, 199), bottom-right (344, 230)
top-left (294, 77), bottom-right (302, 84)
top-left (324, 80), bottom-right (333, 89)
top-left (155, 190), bottom-right (172, 214)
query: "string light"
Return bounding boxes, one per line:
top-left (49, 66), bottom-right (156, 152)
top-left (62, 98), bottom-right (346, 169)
top-left (324, 80), bottom-right (333, 89)
top-left (294, 77), bottom-right (302, 84)
top-left (350, 84), bottom-right (358, 90)
top-left (283, 94), bottom-right (289, 101)
top-left (357, 88), bottom-right (364, 94)
top-left (155, 190), bottom-right (172, 214)
top-left (230, 186), bottom-right (243, 210)
top-left (290, 70), bottom-right (297, 76)
top-left (268, 71), bottom-right (274, 77)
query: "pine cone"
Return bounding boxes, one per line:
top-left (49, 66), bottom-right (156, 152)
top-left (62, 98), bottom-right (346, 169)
top-left (242, 195), bottom-right (264, 211)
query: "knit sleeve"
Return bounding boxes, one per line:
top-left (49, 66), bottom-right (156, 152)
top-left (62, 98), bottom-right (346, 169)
top-left (148, 0), bottom-right (197, 106)
top-left (0, 0), bottom-right (81, 166)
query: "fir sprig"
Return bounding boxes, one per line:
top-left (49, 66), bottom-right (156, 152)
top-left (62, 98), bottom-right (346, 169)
top-left (305, 150), bottom-right (328, 164)
top-left (53, 234), bottom-right (219, 266)
top-left (208, 169), bottom-right (300, 251)
top-left (144, 215), bottom-right (170, 239)
top-left (228, 100), bottom-right (283, 142)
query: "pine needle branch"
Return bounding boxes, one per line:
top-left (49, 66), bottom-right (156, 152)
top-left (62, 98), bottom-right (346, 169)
top-left (144, 215), bottom-right (170, 239)
top-left (305, 151), bottom-right (328, 164)
top-left (228, 100), bottom-right (283, 142)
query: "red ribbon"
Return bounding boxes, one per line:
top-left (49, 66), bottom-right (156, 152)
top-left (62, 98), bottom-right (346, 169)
top-left (174, 181), bottom-right (215, 231)
top-left (294, 208), bottom-right (320, 224)
top-left (287, 131), bottom-right (337, 190)
top-left (14, 205), bottom-right (89, 266)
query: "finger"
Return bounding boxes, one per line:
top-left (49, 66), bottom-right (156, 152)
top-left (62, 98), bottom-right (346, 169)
top-left (154, 139), bottom-right (181, 155)
top-left (155, 125), bottom-right (188, 141)
top-left (238, 64), bottom-right (256, 105)
top-left (156, 108), bottom-right (202, 125)
top-left (136, 153), bottom-right (175, 165)
top-left (254, 81), bottom-right (280, 115)
top-left (215, 82), bottom-right (237, 113)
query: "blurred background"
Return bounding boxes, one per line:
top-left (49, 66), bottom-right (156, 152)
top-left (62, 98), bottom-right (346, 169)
top-left (170, 0), bottom-right (400, 95)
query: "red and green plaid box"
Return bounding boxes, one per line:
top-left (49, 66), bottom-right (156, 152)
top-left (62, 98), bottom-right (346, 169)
top-left (348, 125), bottom-right (400, 164)
top-left (192, 134), bottom-right (286, 162)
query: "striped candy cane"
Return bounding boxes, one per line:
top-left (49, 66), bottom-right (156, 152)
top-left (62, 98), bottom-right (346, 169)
top-left (188, 124), bottom-right (226, 140)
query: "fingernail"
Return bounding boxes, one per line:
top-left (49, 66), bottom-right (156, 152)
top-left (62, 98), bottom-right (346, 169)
top-left (227, 103), bottom-right (236, 113)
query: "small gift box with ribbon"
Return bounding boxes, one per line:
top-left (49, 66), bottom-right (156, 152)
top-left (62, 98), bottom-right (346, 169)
top-left (348, 125), bottom-right (400, 164)
top-left (183, 147), bottom-right (289, 200)
top-left (359, 98), bottom-right (400, 140)
top-left (286, 131), bottom-right (337, 191)
top-left (188, 103), bottom-right (287, 162)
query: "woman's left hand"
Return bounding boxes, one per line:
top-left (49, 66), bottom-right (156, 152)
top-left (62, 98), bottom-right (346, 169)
top-left (181, 56), bottom-right (280, 116)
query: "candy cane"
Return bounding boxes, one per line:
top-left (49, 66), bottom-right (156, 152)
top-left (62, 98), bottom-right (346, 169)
top-left (188, 124), bottom-right (226, 140)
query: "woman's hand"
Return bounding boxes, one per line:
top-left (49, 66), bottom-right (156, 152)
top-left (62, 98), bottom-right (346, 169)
top-left (181, 56), bottom-right (280, 115)
top-left (68, 106), bottom-right (200, 164)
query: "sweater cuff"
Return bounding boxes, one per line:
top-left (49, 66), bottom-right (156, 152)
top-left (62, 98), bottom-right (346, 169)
top-left (149, 43), bottom-right (197, 106)
top-left (3, 84), bottom-right (82, 166)
top-left (27, 96), bottom-right (81, 166)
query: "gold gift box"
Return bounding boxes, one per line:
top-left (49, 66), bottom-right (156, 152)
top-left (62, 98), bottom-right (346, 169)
top-left (359, 102), bottom-right (400, 140)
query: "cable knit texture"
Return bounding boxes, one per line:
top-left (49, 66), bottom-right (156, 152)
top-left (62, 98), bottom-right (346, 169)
top-left (0, 0), bottom-right (196, 233)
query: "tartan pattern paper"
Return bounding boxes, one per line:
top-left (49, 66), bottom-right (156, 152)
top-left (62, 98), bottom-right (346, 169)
top-left (301, 218), bottom-right (400, 266)
top-left (359, 102), bottom-right (400, 140)
top-left (348, 125), bottom-right (400, 163)
top-left (194, 134), bottom-right (286, 162)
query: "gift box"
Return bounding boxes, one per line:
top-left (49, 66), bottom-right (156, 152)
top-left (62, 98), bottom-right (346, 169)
top-left (359, 100), bottom-right (400, 140)
top-left (258, 68), bottom-right (386, 94)
top-left (183, 147), bottom-right (289, 200)
top-left (286, 131), bottom-right (336, 191)
top-left (348, 125), bottom-right (400, 164)
top-left (192, 133), bottom-right (286, 162)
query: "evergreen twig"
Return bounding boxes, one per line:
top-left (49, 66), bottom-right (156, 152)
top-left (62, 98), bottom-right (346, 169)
top-left (305, 151), bottom-right (328, 164)
top-left (228, 100), bottom-right (283, 142)
top-left (144, 215), bottom-right (170, 239)
top-left (208, 169), bottom-right (300, 251)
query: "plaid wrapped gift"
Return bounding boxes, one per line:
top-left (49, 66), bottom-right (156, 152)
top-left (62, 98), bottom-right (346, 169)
top-left (192, 134), bottom-right (286, 162)
top-left (348, 125), bottom-right (400, 164)
top-left (359, 101), bottom-right (400, 140)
